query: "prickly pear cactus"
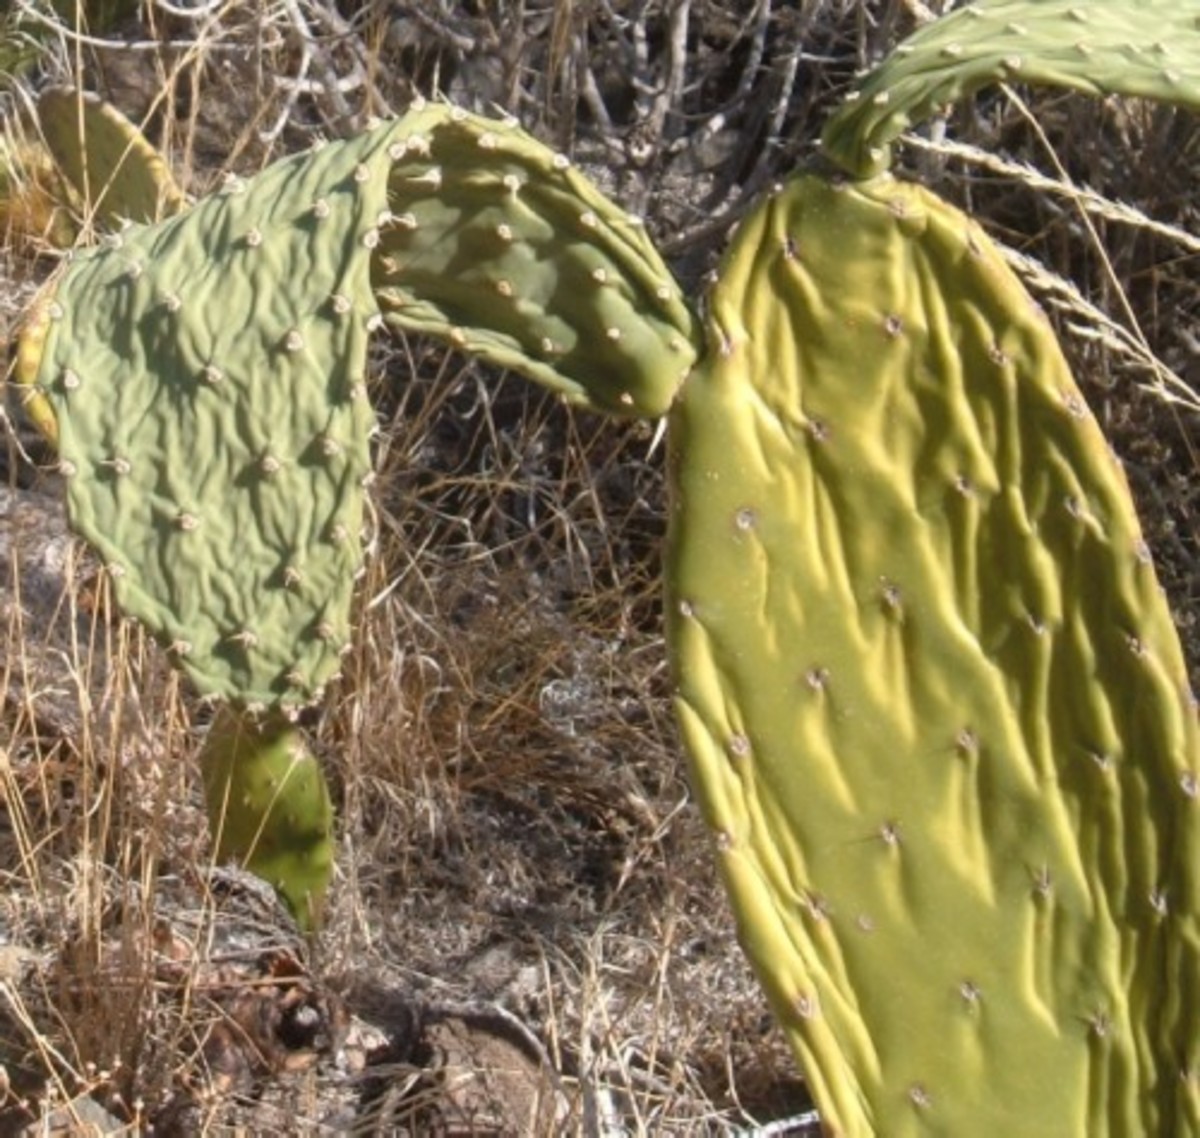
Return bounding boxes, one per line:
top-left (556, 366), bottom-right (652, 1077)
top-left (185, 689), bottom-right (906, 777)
top-left (25, 119), bottom-right (395, 706)
top-left (200, 707), bottom-right (334, 931)
top-left (37, 86), bottom-right (184, 226)
top-left (374, 102), bottom-right (698, 418)
top-left (18, 98), bottom-right (695, 706)
top-left (823, 0), bottom-right (1200, 178)
top-left (666, 174), bottom-right (1200, 1136)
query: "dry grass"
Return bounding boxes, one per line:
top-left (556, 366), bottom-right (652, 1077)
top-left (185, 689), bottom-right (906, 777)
top-left (0, 1), bottom-right (1196, 1134)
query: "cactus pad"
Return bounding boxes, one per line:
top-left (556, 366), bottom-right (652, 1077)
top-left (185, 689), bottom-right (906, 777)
top-left (373, 102), bottom-right (698, 418)
top-left (28, 120), bottom-right (397, 705)
top-left (200, 707), bottom-right (334, 930)
top-left (37, 86), bottom-right (184, 226)
top-left (24, 100), bottom-right (699, 705)
top-left (822, 0), bottom-right (1200, 178)
top-left (666, 174), bottom-right (1200, 1135)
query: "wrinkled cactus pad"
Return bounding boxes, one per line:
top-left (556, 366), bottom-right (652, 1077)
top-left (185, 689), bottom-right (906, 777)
top-left (374, 102), bottom-right (698, 418)
top-left (29, 119), bottom-right (396, 705)
top-left (667, 173), bottom-right (1200, 1136)
top-left (24, 98), bottom-right (699, 707)
top-left (823, 0), bottom-right (1200, 178)
top-left (200, 706), bottom-right (334, 930)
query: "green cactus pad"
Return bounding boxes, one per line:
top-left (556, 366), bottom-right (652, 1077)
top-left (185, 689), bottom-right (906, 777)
top-left (666, 174), bottom-right (1200, 1136)
top-left (200, 707), bottom-right (335, 930)
top-left (31, 120), bottom-right (397, 705)
top-left (37, 86), bottom-right (184, 226)
top-left (822, 0), bottom-right (1200, 179)
top-left (373, 102), bottom-right (698, 418)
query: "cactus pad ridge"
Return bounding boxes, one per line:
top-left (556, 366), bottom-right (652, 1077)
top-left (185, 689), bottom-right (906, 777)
top-left (822, 0), bottom-right (1200, 179)
top-left (373, 103), bottom-right (699, 418)
top-left (666, 173), bottom-right (1199, 1135)
top-left (37, 86), bottom-right (184, 227)
top-left (200, 707), bottom-right (335, 931)
top-left (32, 117), bottom-right (396, 705)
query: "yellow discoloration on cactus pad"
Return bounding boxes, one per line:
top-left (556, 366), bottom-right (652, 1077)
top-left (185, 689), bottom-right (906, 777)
top-left (667, 174), bottom-right (1200, 1136)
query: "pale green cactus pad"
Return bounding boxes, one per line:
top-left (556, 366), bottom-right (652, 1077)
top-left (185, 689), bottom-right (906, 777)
top-left (374, 102), bottom-right (698, 418)
top-left (823, 0), bottom-right (1200, 179)
top-left (200, 706), bottom-right (334, 931)
top-left (27, 99), bottom-right (696, 706)
top-left (31, 120), bottom-right (396, 705)
top-left (666, 174), bottom-right (1200, 1136)
top-left (37, 86), bottom-right (184, 226)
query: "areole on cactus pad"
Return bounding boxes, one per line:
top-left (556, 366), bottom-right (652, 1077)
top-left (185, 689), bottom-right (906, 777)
top-left (666, 173), bottom-right (1200, 1136)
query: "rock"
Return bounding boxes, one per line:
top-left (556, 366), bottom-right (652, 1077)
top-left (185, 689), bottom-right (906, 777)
top-left (18, 1093), bottom-right (126, 1136)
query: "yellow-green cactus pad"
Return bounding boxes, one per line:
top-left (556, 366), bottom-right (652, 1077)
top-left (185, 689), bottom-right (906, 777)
top-left (38, 86), bottom-right (184, 226)
top-left (667, 174), bottom-right (1199, 1136)
top-left (200, 707), bottom-right (334, 931)
top-left (374, 102), bottom-right (698, 418)
top-left (823, 0), bottom-right (1200, 179)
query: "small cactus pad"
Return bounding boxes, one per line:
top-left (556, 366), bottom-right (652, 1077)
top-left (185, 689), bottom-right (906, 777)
top-left (29, 120), bottom-right (399, 705)
top-left (200, 707), bottom-right (335, 930)
top-left (666, 174), bottom-right (1199, 1135)
top-left (373, 102), bottom-right (698, 418)
top-left (822, 0), bottom-right (1200, 178)
top-left (37, 86), bottom-right (184, 226)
